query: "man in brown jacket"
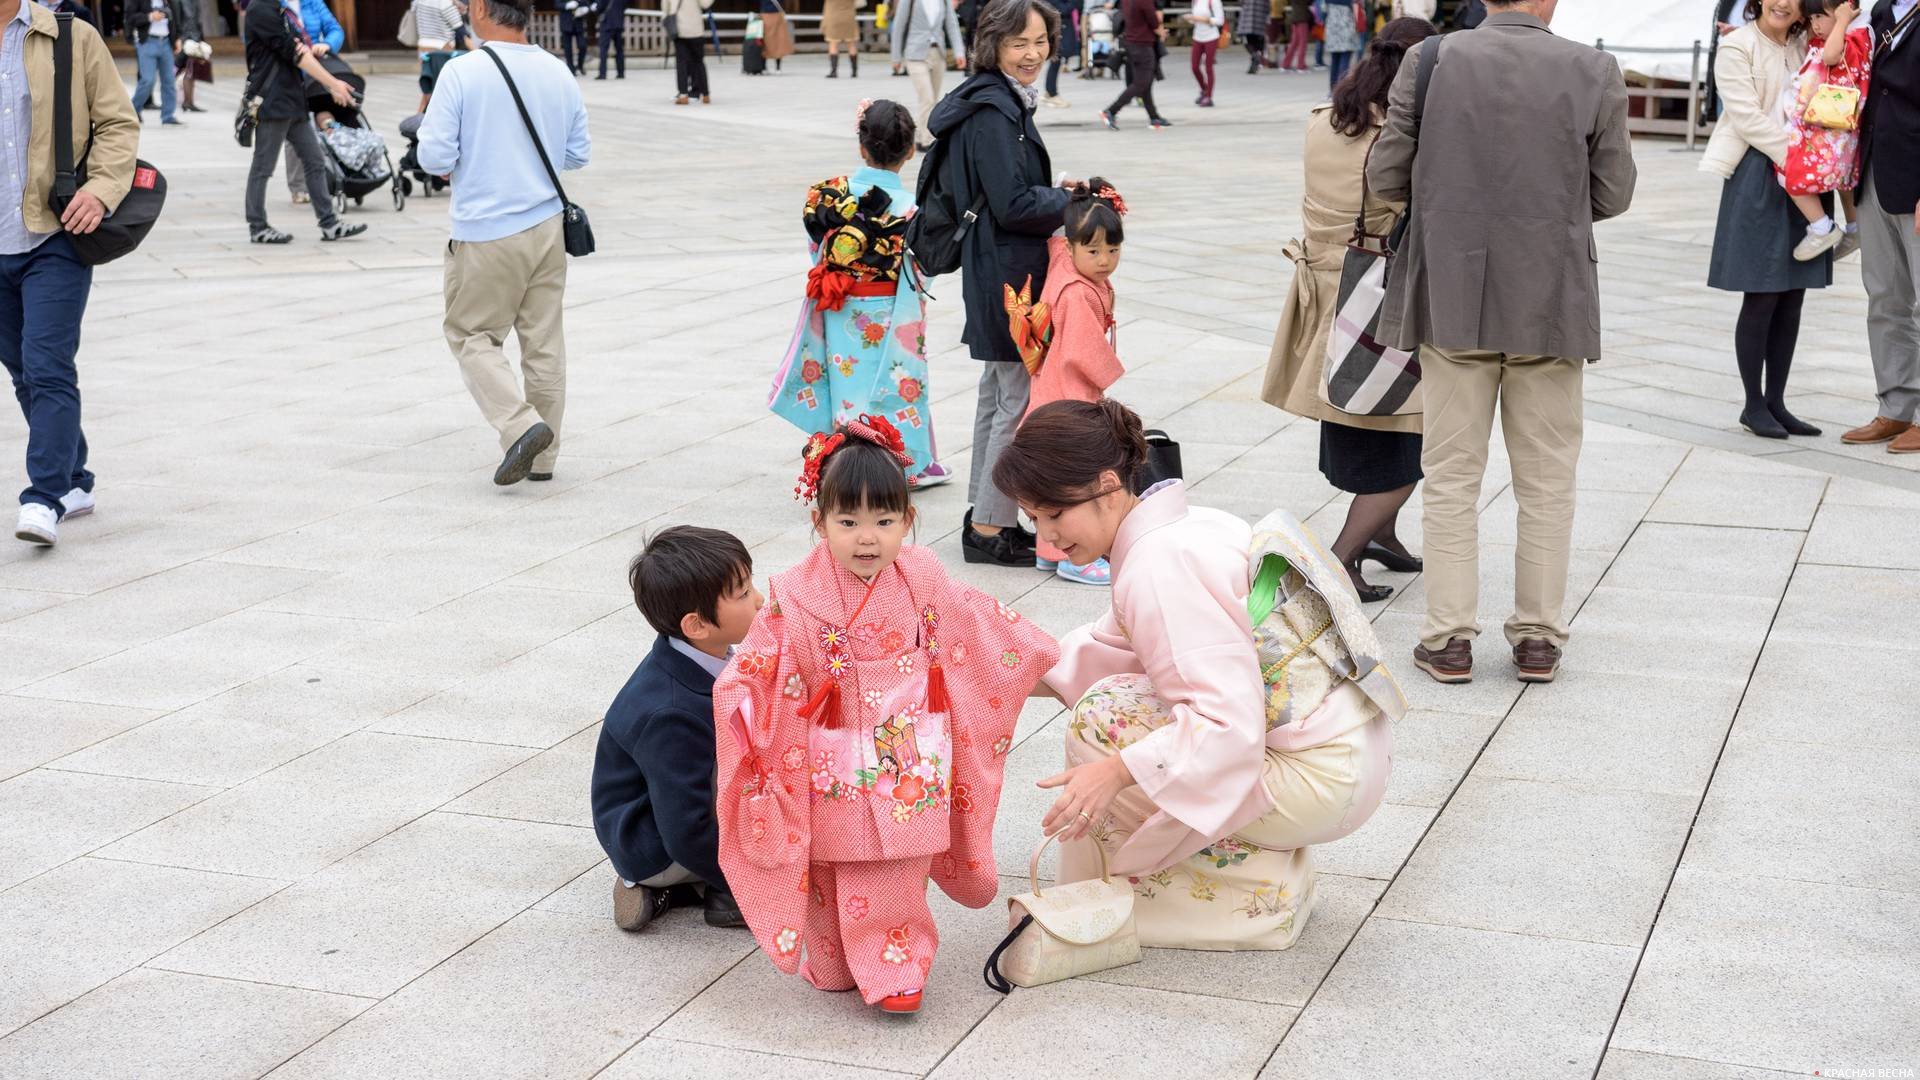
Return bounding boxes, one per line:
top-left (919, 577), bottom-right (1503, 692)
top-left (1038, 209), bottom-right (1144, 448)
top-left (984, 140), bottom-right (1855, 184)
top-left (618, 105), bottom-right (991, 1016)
top-left (6, 0), bottom-right (138, 546)
top-left (1367, 0), bottom-right (1635, 685)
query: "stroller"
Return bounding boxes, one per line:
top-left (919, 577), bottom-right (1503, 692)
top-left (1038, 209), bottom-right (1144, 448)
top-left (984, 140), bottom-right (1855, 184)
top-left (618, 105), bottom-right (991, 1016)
top-left (305, 56), bottom-right (405, 213)
top-left (397, 114), bottom-right (450, 200)
top-left (1083, 5), bottom-right (1117, 78)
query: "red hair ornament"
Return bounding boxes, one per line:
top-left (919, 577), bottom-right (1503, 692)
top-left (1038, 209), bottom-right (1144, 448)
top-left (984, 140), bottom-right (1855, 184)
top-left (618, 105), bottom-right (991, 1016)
top-left (793, 414), bottom-right (916, 503)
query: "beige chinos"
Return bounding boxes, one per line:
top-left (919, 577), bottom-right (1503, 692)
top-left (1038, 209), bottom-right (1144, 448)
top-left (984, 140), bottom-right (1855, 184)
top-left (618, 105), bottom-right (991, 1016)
top-left (1418, 346), bottom-right (1585, 653)
top-left (442, 213), bottom-right (568, 474)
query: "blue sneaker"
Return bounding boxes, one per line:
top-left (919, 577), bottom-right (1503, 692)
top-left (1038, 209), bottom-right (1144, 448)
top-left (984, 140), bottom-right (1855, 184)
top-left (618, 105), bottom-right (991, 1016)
top-left (1035, 556), bottom-right (1059, 571)
top-left (1055, 557), bottom-right (1111, 586)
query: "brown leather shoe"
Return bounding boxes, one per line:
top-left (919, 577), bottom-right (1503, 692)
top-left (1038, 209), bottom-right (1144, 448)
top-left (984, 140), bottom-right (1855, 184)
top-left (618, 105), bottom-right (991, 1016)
top-left (1413, 638), bottom-right (1473, 684)
top-left (1513, 638), bottom-right (1562, 683)
top-left (1841, 416), bottom-right (1912, 444)
top-left (1890, 427), bottom-right (1920, 454)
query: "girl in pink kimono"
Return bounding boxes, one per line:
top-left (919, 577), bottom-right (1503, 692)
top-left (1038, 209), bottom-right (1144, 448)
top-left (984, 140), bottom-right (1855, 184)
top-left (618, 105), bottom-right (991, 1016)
top-left (993, 398), bottom-right (1399, 950)
top-left (713, 416), bottom-right (1059, 1013)
top-left (1010, 180), bottom-right (1129, 588)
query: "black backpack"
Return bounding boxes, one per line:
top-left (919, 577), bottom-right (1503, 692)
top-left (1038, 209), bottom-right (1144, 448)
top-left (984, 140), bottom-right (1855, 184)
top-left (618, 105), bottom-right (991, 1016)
top-left (903, 130), bottom-right (985, 282)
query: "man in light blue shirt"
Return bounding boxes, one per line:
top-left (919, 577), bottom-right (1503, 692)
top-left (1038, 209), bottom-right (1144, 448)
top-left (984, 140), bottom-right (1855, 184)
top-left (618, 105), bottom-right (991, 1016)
top-left (418, 0), bottom-right (589, 488)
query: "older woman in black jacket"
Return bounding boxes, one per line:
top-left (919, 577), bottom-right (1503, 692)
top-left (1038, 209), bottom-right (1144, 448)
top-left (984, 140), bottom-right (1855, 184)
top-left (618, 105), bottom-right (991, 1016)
top-left (927, 0), bottom-right (1073, 567)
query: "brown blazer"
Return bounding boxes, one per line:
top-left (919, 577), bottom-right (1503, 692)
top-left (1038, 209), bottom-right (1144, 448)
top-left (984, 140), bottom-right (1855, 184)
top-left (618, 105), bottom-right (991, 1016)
top-left (1366, 11), bottom-right (1636, 361)
top-left (20, 4), bottom-right (139, 235)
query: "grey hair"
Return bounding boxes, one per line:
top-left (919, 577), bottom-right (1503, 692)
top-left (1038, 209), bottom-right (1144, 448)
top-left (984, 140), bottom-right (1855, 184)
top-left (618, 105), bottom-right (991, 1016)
top-left (967, 0), bottom-right (1060, 73)
top-left (481, 0), bottom-right (532, 30)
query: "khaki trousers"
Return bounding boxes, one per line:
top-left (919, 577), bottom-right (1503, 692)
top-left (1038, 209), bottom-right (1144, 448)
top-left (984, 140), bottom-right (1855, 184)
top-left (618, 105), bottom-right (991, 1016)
top-left (442, 214), bottom-right (568, 473)
top-left (905, 48), bottom-right (946, 141)
top-left (1418, 346), bottom-right (1584, 651)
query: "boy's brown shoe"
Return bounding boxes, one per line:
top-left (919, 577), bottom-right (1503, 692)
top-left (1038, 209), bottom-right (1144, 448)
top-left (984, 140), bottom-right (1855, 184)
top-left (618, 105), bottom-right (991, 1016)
top-left (1413, 638), bottom-right (1473, 684)
top-left (1514, 638), bottom-right (1563, 683)
top-left (613, 878), bottom-right (670, 932)
top-left (1841, 416), bottom-right (1911, 444)
top-left (1889, 428), bottom-right (1920, 454)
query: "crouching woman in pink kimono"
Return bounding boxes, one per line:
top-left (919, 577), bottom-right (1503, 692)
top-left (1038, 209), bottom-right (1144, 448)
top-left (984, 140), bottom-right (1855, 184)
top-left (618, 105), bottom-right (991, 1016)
top-left (993, 398), bottom-right (1404, 950)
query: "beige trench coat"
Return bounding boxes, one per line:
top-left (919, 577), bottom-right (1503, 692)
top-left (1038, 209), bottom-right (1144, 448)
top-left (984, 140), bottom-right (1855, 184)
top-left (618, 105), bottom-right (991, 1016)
top-left (1262, 104), bottom-right (1422, 435)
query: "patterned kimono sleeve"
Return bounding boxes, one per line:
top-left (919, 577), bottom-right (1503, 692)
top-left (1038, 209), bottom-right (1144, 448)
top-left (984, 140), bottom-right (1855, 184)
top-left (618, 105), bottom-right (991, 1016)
top-left (929, 584), bottom-right (1062, 908)
top-left (713, 591), bottom-right (814, 974)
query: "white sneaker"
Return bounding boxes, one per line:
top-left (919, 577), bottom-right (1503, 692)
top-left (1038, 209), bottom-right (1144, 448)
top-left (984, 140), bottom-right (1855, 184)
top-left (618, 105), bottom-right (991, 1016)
top-left (1793, 226), bottom-right (1843, 262)
top-left (60, 488), bottom-right (94, 518)
top-left (15, 503), bottom-right (57, 545)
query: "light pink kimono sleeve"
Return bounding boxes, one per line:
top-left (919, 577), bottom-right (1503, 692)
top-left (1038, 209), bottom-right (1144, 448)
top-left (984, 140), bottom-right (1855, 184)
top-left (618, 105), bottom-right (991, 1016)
top-left (1045, 608), bottom-right (1142, 704)
top-left (1112, 541), bottom-right (1271, 845)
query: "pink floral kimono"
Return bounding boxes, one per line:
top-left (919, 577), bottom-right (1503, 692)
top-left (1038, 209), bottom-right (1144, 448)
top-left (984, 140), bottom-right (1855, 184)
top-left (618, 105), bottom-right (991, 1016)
top-left (1047, 481), bottom-right (1396, 951)
top-left (713, 544), bottom-right (1059, 1003)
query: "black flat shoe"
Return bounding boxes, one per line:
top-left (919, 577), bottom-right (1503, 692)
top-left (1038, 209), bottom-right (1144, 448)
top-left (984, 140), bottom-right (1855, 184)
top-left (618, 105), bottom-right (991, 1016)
top-left (1768, 402), bottom-right (1823, 437)
top-left (1344, 562), bottom-right (1393, 603)
top-left (1739, 405), bottom-right (1788, 440)
top-left (961, 516), bottom-right (1033, 566)
top-left (494, 422), bottom-right (554, 486)
top-left (1362, 541), bottom-right (1422, 574)
top-left (704, 885), bottom-right (748, 928)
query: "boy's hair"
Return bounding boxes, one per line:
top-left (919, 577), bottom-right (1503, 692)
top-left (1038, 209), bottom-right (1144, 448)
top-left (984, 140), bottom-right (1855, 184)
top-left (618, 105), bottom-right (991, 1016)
top-left (1065, 176), bottom-right (1125, 246)
top-left (628, 526), bottom-right (753, 638)
top-left (815, 439), bottom-right (913, 517)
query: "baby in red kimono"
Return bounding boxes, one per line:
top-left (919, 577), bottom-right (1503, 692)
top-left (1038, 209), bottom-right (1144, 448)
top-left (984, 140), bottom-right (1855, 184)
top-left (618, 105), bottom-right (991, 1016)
top-left (1018, 180), bottom-right (1128, 587)
top-left (712, 415), bottom-right (1059, 1014)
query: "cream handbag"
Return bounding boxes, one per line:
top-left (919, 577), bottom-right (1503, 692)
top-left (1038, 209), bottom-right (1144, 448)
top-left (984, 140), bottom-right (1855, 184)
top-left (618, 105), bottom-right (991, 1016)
top-left (983, 833), bottom-right (1141, 992)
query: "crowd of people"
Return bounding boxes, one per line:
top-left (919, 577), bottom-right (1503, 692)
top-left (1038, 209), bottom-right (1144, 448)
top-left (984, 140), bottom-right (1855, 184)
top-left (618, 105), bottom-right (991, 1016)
top-left (5, 0), bottom-right (1919, 1038)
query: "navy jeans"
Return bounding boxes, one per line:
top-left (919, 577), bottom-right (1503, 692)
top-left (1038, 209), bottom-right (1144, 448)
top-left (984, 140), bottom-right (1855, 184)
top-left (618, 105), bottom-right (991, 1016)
top-left (1, 232), bottom-right (94, 516)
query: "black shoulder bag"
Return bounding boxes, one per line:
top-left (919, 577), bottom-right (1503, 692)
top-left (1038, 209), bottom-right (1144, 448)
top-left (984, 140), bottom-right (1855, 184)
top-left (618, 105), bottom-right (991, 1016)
top-left (51, 12), bottom-right (165, 265)
top-left (482, 46), bottom-right (595, 257)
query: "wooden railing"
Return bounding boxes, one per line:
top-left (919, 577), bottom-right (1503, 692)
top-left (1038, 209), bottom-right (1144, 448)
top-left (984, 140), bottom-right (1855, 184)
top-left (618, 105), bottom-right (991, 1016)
top-left (1593, 39), bottom-right (1712, 150)
top-left (527, 8), bottom-right (892, 58)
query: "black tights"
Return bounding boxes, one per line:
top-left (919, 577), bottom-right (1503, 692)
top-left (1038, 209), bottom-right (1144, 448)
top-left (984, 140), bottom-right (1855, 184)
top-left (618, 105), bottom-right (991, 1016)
top-left (1332, 482), bottom-right (1416, 593)
top-left (1734, 289), bottom-right (1805, 410)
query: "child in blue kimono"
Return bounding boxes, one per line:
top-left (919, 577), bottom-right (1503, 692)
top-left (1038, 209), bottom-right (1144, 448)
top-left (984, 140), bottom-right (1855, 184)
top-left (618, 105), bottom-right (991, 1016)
top-left (768, 100), bottom-right (952, 489)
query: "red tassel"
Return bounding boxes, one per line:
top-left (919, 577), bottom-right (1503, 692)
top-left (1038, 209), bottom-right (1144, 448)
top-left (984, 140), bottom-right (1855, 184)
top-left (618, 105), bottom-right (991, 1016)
top-left (799, 680), bottom-right (847, 730)
top-left (925, 660), bottom-right (950, 714)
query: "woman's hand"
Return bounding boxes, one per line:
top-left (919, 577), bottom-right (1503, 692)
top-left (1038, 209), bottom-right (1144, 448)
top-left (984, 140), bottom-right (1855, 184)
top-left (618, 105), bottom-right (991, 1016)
top-left (1038, 753), bottom-right (1136, 840)
top-left (328, 78), bottom-right (357, 108)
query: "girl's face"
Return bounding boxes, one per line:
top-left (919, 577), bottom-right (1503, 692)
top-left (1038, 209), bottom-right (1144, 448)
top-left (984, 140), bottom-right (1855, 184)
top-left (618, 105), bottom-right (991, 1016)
top-left (998, 10), bottom-right (1052, 86)
top-left (1021, 470), bottom-right (1132, 566)
top-left (814, 502), bottom-right (915, 581)
top-left (1760, 0), bottom-right (1802, 34)
top-left (1070, 227), bottom-right (1123, 284)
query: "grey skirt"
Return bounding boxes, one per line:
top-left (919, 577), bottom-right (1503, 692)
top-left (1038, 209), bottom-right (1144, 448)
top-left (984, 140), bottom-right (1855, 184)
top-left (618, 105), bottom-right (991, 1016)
top-left (1707, 147), bottom-right (1833, 294)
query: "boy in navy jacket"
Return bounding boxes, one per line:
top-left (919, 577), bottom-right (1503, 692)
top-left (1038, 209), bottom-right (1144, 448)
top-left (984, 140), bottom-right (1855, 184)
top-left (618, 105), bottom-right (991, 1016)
top-left (592, 526), bottom-right (762, 931)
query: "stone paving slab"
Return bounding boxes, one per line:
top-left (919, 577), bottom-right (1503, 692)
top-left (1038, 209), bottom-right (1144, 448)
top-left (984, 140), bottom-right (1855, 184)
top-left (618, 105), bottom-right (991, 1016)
top-left (0, 49), bottom-right (1914, 1080)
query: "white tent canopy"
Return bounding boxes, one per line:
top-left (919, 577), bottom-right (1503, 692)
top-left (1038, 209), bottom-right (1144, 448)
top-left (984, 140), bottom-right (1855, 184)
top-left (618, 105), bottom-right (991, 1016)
top-left (1549, 0), bottom-right (1719, 83)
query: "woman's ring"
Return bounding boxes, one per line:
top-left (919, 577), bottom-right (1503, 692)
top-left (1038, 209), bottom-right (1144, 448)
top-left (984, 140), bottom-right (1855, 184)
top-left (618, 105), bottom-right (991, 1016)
top-left (1076, 810), bottom-right (1092, 822)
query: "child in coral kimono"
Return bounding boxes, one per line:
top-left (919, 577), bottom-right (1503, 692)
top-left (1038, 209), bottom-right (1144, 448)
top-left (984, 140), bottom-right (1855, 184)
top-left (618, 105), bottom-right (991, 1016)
top-left (768, 101), bottom-right (951, 488)
top-left (1777, 0), bottom-right (1873, 261)
top-left (712, 416), bottom-right (1058, 1014)
top-left (1008, 180), bottom-right (1128, 587)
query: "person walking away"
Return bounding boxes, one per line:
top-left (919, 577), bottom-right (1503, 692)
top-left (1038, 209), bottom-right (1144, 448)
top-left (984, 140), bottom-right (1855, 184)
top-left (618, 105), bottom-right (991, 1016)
top-left (1041, 0), bottom-right (1078, 104)
top-left (669, 0), bottom-right (714, 103)
top-left (1186, 0), bottom-right (1224, 104)
top-left (1240, 0), bottom-right (1271, 72)
top-left (1283, 0), bottom-right (1312, 68)
top-left (1264, 18), bottom-right (1435, 603)
top-left (244, 0), bottom-right (366, 243)
top-left (596, 0), bottom-right (626, 78)
top-left (891, 0), bottom-right (966, 138)
top-left (823, 0), bottom-right (860, 75)
top-left (759, 0), bottom-right (794, 70)
top-left (6, 0), bottom-right (138, 547)
top-left (127, 0), bottom-right (180, 125)
top-left (926, 0), bottom-right (1073, 564)
top-left (1843, 0), bottom-right (1920, 454)
top-left (558, 0), bottom-right (590, 72)
top-left (171, 0), bottom-right (206, 113)
top-left (1368, 0), bottom-right (1636, 685)
top-left (1100, 0), bottom-right (1169, 127)
top-left (413, 0), bottom-right (467, 110)
top-left (417, 0), bottom-right (591, 487)
top-left (1701, 0), bottom-right (1830, 440)
top-left (284, 0), bottom-right (346, 205)
top-left (1324, 0), bottom-right (1359, 90)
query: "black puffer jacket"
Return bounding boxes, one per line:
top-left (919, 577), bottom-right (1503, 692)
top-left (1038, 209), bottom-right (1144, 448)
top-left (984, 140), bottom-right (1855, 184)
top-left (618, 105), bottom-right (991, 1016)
top-left (927, 72), bottom-right (1070, 366)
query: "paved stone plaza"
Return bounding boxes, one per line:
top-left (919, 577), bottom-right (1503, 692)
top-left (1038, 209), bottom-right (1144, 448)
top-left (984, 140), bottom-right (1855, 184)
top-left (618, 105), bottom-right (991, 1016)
top-left (0, 49), bottom-right (1915, 1080)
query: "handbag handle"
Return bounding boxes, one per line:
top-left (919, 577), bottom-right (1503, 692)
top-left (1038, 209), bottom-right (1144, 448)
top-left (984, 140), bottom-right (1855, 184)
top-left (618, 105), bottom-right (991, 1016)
top-left (1351, 34), bottom-right (1440, 248)
top-left (1028, 827), bottom-right (1110, 899)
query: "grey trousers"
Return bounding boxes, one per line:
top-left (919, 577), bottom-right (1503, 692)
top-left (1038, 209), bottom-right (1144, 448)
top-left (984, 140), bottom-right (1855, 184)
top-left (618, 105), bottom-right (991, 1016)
top-left (285, 122), bottom-right (317, 198)
top-left (967, 360), bottom-right (1029, 528)
top-left (1860, 176), bottom-right (1920, 424)
top-left (247, 117), bottom-right (338, 232)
